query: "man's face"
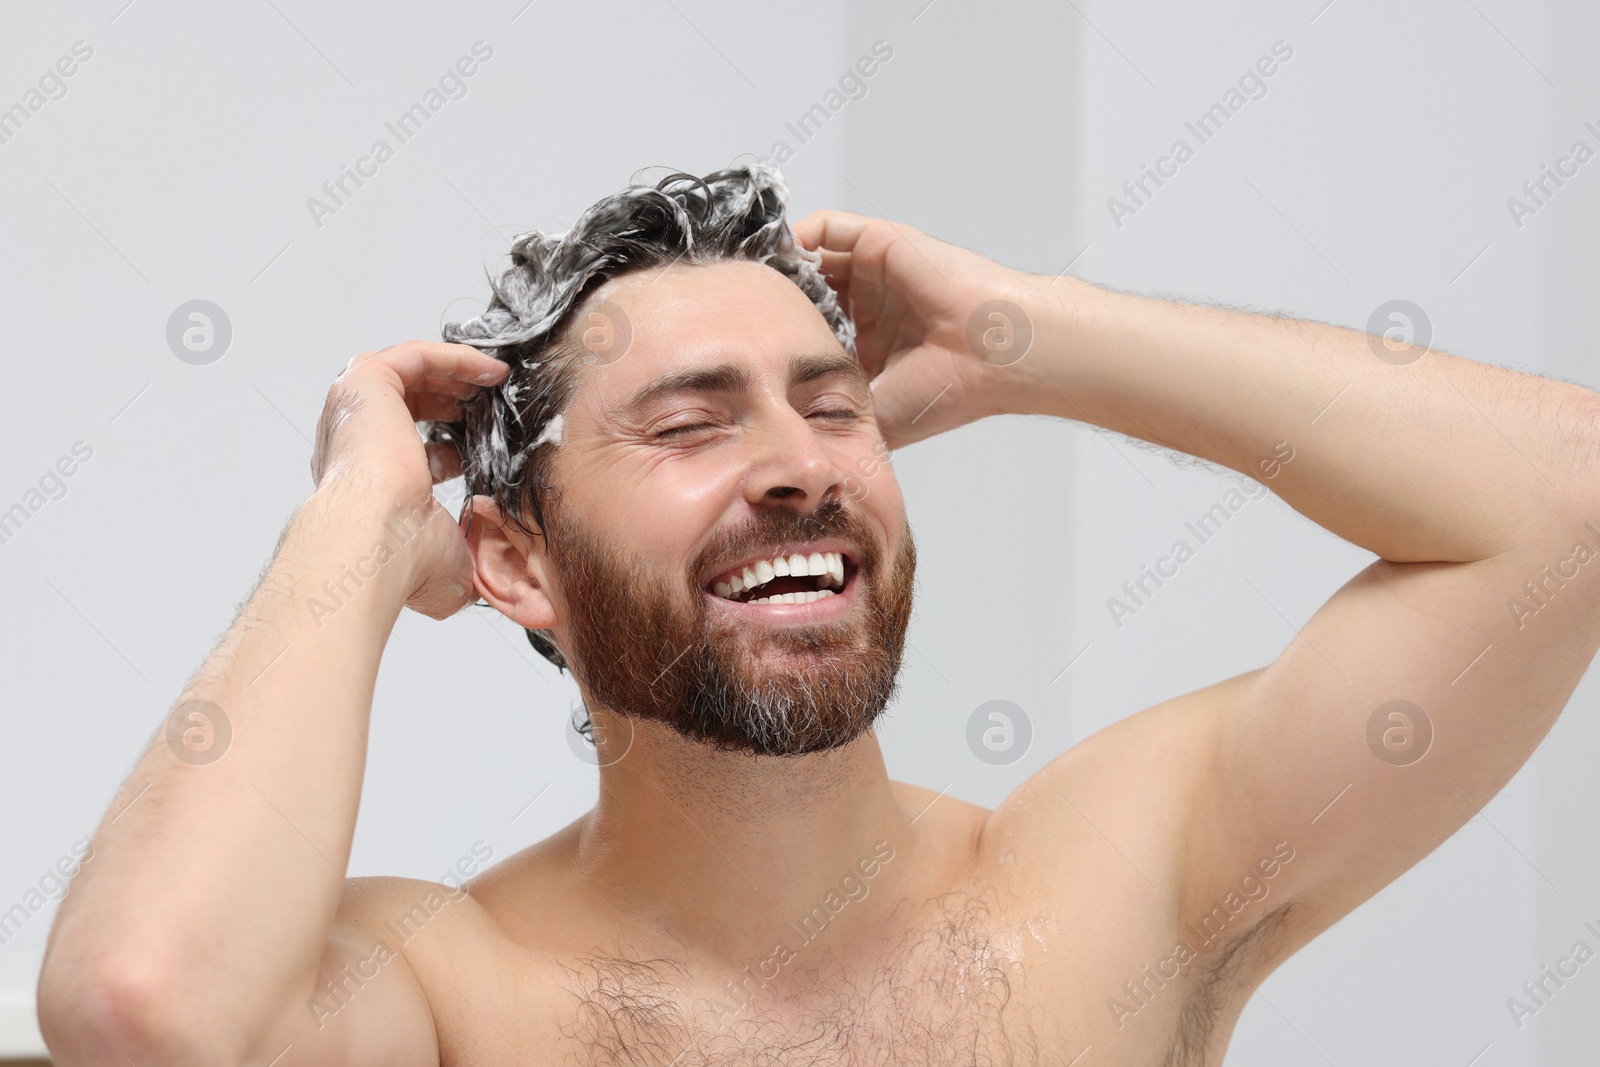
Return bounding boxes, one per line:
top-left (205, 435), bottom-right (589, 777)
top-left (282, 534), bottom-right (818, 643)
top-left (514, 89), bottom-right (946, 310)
top-left (538, 259), bottom-right (916, 756)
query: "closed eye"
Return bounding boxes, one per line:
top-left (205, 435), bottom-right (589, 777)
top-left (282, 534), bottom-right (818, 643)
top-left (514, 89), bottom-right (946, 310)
top-left (655, 410), bottom-right (859, 439)
top-left (655, 422), bottom-right (715, 439)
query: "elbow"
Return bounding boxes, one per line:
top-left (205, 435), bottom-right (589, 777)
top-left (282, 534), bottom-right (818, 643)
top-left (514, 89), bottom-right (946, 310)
top-left (38, 958), bottom-right (233, 1067)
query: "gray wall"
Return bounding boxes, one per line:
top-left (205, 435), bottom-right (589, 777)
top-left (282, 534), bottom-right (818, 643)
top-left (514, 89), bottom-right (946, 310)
top-left (1, 1), bottom-right (1595, 1062)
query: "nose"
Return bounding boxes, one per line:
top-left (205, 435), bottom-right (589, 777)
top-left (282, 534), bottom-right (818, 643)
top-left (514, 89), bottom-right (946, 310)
top-left (741, 403), bottom-right (845, 510)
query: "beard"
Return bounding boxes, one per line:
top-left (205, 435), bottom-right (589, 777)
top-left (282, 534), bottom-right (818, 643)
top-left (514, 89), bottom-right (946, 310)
top-left (542, 494), bottom-right (916, 757)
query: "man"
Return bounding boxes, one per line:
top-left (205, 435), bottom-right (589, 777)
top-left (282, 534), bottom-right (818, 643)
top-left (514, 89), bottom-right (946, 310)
top-left (38, 163), bottom-right (1600, 1065)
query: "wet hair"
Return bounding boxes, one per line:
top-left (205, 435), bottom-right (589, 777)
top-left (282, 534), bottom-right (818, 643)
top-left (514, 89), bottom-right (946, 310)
top-left (428, 161), bottom-right (857, 670)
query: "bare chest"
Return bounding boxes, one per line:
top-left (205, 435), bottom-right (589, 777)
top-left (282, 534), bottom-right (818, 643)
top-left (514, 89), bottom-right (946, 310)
top-left (545, 890), bottom-right (1067, 1067)
top-left (433, 827), bottom-right (1281, 1066)
top-left (430, 887), bottom-right (1260, 1067)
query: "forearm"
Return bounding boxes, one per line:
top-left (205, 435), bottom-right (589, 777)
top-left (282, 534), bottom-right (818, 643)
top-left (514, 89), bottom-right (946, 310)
top-left (41, 483), bottom-right (417, 1061)
top-left (1026, 277), bottom-right (1600, 561)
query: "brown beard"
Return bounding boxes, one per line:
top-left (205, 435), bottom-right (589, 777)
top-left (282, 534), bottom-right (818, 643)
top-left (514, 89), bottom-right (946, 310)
top-left (543, 495), bottom-right (916, 757)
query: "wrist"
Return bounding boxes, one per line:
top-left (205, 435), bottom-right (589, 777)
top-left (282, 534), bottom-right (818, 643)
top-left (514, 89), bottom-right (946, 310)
top-left (986, 272), bottom-right (1091, 418)
top-left (285, 478), bottom-right (433, 618)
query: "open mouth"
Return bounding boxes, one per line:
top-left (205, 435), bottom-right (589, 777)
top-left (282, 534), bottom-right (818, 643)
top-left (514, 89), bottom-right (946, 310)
top-left (705, 549), bottom-right (852, 606)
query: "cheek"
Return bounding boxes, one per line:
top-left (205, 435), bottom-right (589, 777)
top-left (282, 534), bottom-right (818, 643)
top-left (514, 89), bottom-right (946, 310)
top-left (591, 449), bottom-right (744, 564)
top-left (859, 459), bottom-right (906, 523)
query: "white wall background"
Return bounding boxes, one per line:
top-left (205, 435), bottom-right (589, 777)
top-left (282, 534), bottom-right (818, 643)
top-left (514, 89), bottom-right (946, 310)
top-left (1, 1), bottom-right (1596, 1062)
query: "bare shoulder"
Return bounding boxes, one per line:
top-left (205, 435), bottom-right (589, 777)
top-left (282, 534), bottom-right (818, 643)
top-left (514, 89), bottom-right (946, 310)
top-left (331, 874), bottom-right (531, 1000)
top-left (264, 876), bottom-right (510, 1067)
top-left (880, 671), bottom-right (1258, 897)
top-left (333, 875), bottom-right (507, 959)
top-left (978, 670), bottom-right (1265, 909)
top-left (888, 779), bottom-right (992, 872)
top-left (890, 778), bottom-right (993, 823)
top-left (331, 874), bottom-right (563, 1060)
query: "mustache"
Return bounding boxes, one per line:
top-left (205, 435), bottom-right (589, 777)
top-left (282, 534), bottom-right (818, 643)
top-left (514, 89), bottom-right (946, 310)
top-left (691, 497), bottom-right (881, 586)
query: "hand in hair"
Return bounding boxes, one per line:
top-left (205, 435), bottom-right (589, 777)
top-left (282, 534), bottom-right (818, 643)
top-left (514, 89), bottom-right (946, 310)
top-left (794, 209), bottom-right (1056, 448)
top-left (310, 340), bottom-right (509, 619)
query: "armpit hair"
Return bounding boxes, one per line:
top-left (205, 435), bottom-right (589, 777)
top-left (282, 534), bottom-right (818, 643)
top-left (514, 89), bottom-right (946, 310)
top-left (1162, 900), bottom-right (1300, 1067)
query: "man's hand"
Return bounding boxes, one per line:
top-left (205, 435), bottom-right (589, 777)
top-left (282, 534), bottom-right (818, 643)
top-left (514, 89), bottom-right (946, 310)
top-left (793, 209), bottom-right (1055, 448)
top-left (38, 342), bottom-right (509, 1067)
top-left (310, 340), bottom-right (509, 620)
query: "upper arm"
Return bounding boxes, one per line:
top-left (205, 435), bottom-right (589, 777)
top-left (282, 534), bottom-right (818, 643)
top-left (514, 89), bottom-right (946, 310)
top-left (243, 877), bottom-right (447, 1067)
top-left (1187, 512), bottom-right (1600, 960)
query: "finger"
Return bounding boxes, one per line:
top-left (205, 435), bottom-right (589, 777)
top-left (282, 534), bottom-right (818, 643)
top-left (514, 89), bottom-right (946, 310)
top-left (813, 253), bottom-right (854, 315)
top-left (793, 209), bottom-right (879, 253)
top-left (343, 348), bottom-right (381, 373)
top-left (407, 392), bottom-right (465, 422)
top-left (415, 374), bottom-right (481, 400)
top-left (426, 440), bottom-right (464, 484)
top-left (342, 341), bottom-right (508, 390)
top-left (792, 210), bottom-right (825, 249)
top-left (408, 564), bottom-right (478, 620)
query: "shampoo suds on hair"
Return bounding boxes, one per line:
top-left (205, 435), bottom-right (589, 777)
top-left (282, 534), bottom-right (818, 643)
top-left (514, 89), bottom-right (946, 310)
top-left (532, 412), bottom-right (565, 449)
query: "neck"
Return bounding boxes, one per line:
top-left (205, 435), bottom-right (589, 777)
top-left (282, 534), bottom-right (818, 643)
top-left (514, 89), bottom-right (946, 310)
top-left (573, 707), bottom-right (919, 966)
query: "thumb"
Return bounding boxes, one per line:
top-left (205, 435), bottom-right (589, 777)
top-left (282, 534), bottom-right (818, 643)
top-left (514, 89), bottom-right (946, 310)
top-left (868, 354), bottom-right (960, 450)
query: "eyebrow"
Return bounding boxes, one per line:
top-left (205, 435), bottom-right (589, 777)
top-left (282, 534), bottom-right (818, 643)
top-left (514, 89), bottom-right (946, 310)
top-left (618, 350), bottom-right (868, 417)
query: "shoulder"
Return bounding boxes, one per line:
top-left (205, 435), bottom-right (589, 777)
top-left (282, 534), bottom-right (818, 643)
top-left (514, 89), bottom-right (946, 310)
top-left (332, 873), bottom-right (541, 990)
top-left (891, 779), bottom-right (992, 823)
top-left (889, 779), bottom-right (991, 868)
top-left (976, 671), bottom-right (1261, 901)
top-left (333, 875), bottom-right (503, 951)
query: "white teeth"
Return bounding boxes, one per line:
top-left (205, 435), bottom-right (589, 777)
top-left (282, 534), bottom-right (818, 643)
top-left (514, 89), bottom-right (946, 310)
top-left (715, 550), bottom-right (849, 601)
top-left (746, 588), bottom-right (839, 606)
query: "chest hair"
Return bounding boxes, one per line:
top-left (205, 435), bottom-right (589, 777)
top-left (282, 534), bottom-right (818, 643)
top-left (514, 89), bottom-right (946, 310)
top-left (556, 890), bottom-right (1064, 1067)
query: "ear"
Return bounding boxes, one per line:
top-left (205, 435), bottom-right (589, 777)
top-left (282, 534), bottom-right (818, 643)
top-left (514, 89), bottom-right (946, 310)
top-left (461, 494), bottom-right (559, 632)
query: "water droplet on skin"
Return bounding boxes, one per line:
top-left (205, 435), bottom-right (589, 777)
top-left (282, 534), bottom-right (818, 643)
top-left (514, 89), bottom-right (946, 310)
top-left (1026, 914), bottom-right (1052, 953)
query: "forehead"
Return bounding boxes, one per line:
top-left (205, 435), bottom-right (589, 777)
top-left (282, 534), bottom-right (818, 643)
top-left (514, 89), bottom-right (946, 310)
top-left (569, 259), bottom-right (849, 405)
